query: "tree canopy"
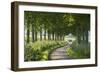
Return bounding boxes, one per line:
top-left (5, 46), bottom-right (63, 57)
top-left (24, 11), bottom-right (90, 43)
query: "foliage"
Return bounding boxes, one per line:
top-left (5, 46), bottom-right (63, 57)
top-left (66, 41), bottom-right (90, 59)
top-left (24, 11), bottom-right (90, 61)
top-left (24, 40), bottom-right (67, 61)
top-left (24, 11), bottom-right (90, 43)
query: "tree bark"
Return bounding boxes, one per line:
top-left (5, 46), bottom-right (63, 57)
top-left (32, 24), bottom-right (35, 42)
top-left (85, 30), bottom-right (88, 43)
top-left (52, 31), bottom-right (54, 40)
top-left (48, 30), bottom-right (50, 40)
top-left (26, 21), bottom-right (30, 43)
top-left (40, 28), bottom-right (42, 40)
top-left (55, 33), bottom-right (57, 40)
top-left (27, 28), bottom-right (30, 43)
top-left (44, 29), bottom-right (46, 40)
top-left (35, 30), bottom-right (37, 41)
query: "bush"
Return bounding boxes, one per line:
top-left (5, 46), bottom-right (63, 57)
top-left (66, 41), bottom-right (90, 59)
top-left (24, 40), bottom-right (67, 61)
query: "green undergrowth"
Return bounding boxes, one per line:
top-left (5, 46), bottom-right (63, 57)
top-left (24, 40), bottom-right (67, 61)
top-left (66, 41), bottom-right (90, 59)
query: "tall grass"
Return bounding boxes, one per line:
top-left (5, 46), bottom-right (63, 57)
top-left (24, 40), bottom-right (67, 61)
top-left (66, 41), bottom-right (90, 59)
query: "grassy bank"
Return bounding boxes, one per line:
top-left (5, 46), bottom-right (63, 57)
top-left (66, 41), bottom-right (90, 59)
top-left (24, 40), bottom-right (67, 61)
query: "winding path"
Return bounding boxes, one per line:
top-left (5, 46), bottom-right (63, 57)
top-left (49, 46), bottom-right (71, 60)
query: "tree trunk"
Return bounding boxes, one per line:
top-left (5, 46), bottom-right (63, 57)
top-left (58, 35), bottom-right (60, 40)
top-left (62, 35), bottom-right (64, 40)
top-left (77, 33), bottom-right (81, 44)
top-left (48, 30), bottom-right (50, 40)
top-left (77, 36), bottom-right (80, 44)
top-left (49, 33), bottom-right (51, 40)
top-left (35, 30), bottom-right (37, 41)
top-left (52, 31), bottom-right (54, 40)
top-left (27, 22), bottom-right (30, 43)
top-left (82, 32), bottom-right (85, 41)
top-left (85, 31), bottom-right (88, 43)
top-left (44, 29), bottom-right (46, 40)
top-left (57, 34), bottom-right (59, 40)
top-left (27, 28), bottom-right (30, 43)
top-left (60, 35), bottom-right (62, 40)
top-left (55, 33), bottom-right (57, 40)
top-left (40, 28), bottom-right (42, 40)
top-left (32, 24), bottom-right (35, 42)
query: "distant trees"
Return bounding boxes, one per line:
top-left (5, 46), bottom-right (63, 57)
top-left (72, 14), bottom-right (90, 43)
top-left (24, 11), bottom-right (90, 44)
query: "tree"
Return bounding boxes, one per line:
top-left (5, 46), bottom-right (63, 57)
top-left (24, 11), bottom-right (32, 43)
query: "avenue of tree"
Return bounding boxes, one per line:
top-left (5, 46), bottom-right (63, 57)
top-left (24, 11), bottom-right (90, 44)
